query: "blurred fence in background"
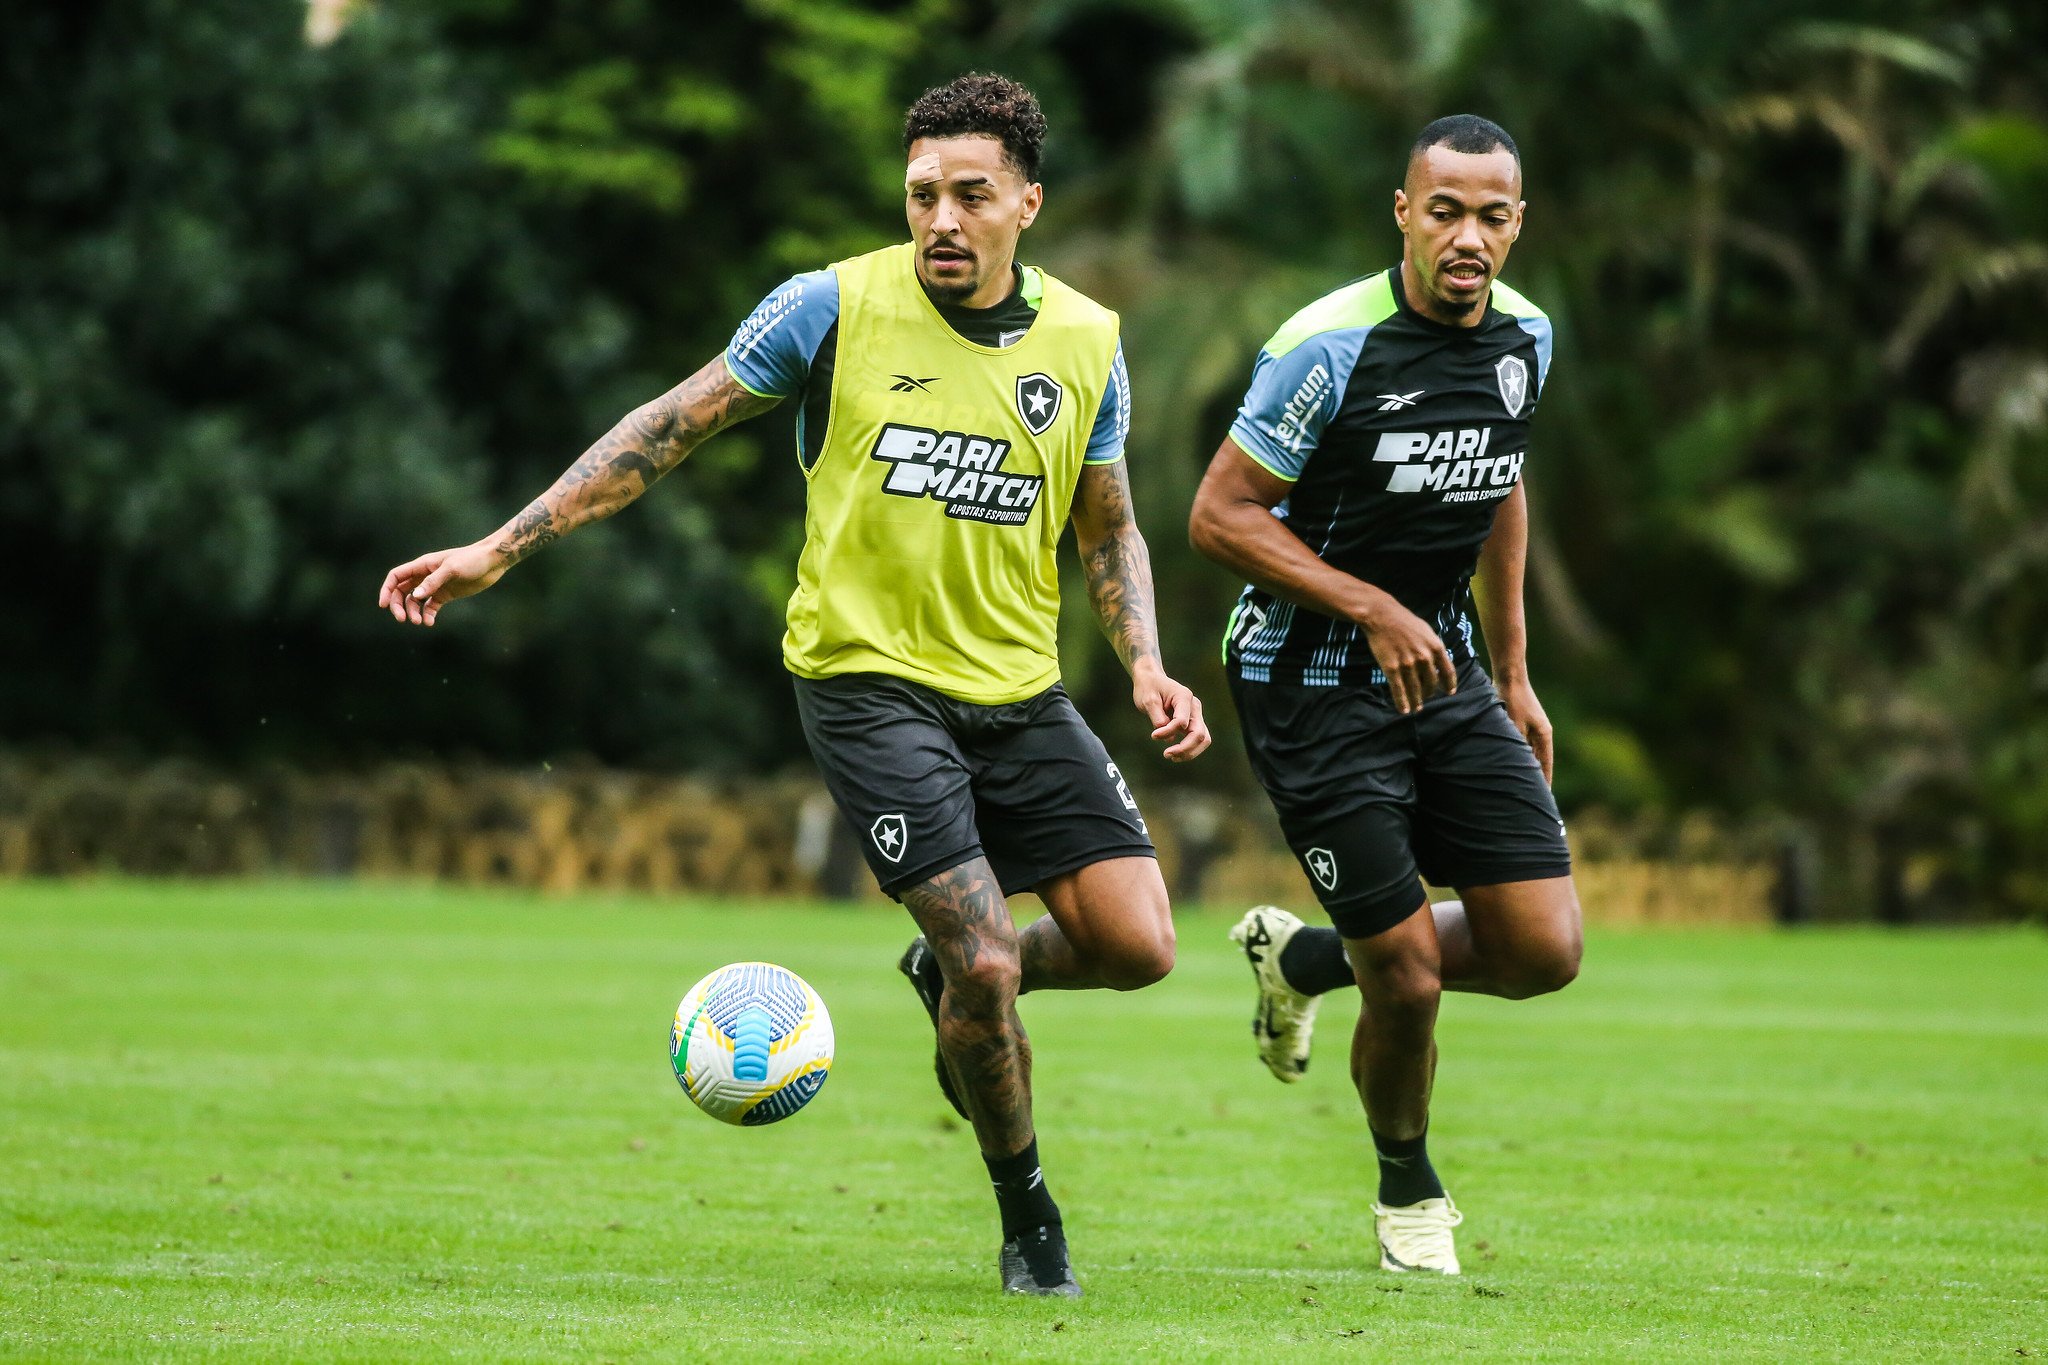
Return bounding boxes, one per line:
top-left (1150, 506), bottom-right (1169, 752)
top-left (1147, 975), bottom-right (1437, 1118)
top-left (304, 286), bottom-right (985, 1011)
top-left (0, 751), bottom-right (1787, 925)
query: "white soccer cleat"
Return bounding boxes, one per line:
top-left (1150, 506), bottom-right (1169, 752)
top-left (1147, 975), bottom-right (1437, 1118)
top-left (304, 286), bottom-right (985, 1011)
top-left (1227, 906), bottom-right (1321, 1083)
top-left (1373, 1196), bottom-right (1464, 1274)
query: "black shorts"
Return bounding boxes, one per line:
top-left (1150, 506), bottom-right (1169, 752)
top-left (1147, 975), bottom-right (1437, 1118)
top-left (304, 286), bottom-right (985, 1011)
top-left (1230, 660), bottom-right (1571, 940)
top-left (792, 672), bottom-right (1155, 898)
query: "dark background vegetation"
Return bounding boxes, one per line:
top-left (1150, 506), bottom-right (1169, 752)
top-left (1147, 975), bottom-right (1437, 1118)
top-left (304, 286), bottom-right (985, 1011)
top-left (4, 0), bottom-right (2045, 916)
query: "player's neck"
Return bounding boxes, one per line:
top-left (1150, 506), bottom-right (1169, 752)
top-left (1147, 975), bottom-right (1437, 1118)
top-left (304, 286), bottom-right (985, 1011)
top-left (1397, 256), bottom-right (1486, 330)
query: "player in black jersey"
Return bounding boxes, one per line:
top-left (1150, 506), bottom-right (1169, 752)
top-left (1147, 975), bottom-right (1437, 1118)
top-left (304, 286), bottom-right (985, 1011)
top-left (1189, 115), bottom-right (1583, 1276)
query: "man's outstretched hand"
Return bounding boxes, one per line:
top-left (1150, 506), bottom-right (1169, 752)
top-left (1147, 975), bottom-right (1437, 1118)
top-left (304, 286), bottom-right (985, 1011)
top-left (378, 543), bottom-right (508, 627)
top-left (1133, 659), bottom-right (1211, 762)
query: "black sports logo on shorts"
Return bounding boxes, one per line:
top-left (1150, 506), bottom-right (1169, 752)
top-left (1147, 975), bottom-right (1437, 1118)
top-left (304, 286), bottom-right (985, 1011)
top-left (869, 422), bottom-right (1045, 526)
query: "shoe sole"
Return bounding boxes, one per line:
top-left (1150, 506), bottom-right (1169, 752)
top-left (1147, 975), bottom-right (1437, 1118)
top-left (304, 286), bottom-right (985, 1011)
top-left (1379, 1252), bottom-right (1459, 1275)
top-left (1001, 1238), bottom-right (1083, 1297)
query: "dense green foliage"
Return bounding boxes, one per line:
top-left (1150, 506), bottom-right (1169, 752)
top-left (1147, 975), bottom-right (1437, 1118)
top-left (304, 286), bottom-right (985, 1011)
top-left (3, 883), bottom-right (2045, 1359)
top-left (4, 1), bottom-right (2046, 913)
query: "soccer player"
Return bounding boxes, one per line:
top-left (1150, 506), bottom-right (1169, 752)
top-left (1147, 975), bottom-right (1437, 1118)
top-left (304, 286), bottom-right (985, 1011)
top-left (378, 74), bottom-right (1208, 1298)
top-left (1187, 115), bottom-right (1582, 1276)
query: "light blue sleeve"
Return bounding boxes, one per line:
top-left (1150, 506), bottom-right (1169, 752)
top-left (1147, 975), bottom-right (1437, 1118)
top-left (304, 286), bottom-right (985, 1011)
top-left (1227, 327), bottom-right (1368, 481)
top-left (1514, 315), bottom-right (1555, 395)
top-left (1083, 340), bottom-right (1131, 464)
top-left (723, 270), bottom-right (839, 398)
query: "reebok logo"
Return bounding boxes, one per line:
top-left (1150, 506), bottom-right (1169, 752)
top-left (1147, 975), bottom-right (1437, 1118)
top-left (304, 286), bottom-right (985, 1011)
top-left (869, 423), bottom-right (1045, 526)
top-left (1377, 390), bottom-right (1424, 411)
top-left (1372, 427), bottom-right (1524, 500)
top-left (889, 375), bottom-right (940, 393)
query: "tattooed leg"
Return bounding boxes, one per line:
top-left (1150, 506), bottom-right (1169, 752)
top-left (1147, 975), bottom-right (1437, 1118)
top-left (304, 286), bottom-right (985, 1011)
top-left (1019, 856), bottom-right (1176, 993)
top-left (901, 856), bottom-right (1035, 1158)
top-left (1017, 915), bottom-right (1093, 992)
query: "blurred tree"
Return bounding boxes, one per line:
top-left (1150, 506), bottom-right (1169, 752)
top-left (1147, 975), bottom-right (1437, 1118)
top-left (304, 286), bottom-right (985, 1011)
top-left (984, 0), bottom-right (2048, 917)
top-left (2, 0), bottom-right (2044, 916)
top-left (0, 0), bottom-right (940, 772)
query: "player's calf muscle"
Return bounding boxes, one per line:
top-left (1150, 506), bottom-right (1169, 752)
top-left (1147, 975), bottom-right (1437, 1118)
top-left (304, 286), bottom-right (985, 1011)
top-left (902, 860), bottom-right (1035, 1146)
top-left (941, 1002), bottom-right (1034, 1148)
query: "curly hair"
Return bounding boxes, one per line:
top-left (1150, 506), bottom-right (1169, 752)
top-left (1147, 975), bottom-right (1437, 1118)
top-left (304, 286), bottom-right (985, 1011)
top-left (902, 73), bottom-right (1047, 182)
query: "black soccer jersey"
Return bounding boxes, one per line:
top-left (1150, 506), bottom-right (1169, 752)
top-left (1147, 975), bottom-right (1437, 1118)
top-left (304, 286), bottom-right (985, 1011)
top-left (1223, 267), bottom-right (1553, 687)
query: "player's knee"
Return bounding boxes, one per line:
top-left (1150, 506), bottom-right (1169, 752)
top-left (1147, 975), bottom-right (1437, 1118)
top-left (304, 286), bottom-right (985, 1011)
top-left (1537, 938), bottom-right (1582, 994)
top-left (1359, 954), bottom-right (1441, 1020)
top-left (1102, 929), bottom-right (1175, 991)
top-left (1500, 939), bottom-right (1580, 999)
top-left (943, 949), bottom-right (1021, 1014)
top-left (1384, 973), bottom-right (1442, 1021)
top-left (1085, 877), bottom-right (1175, 990)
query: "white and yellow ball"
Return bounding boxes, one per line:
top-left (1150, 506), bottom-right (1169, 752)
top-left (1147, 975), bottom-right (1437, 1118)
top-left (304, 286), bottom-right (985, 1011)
top-left (669, 962), bottom-right (834, 1126)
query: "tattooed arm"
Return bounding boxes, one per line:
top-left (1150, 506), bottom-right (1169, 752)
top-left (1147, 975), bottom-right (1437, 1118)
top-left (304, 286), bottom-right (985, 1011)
top-left (1069, 460), bottom-right (1210, 761)
top-left (378, 357), bottom-right (778, 626)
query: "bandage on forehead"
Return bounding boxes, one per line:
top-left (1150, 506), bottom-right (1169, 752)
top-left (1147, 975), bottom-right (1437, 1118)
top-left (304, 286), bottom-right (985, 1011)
top-left (904, 152), bottom-right (944, 190)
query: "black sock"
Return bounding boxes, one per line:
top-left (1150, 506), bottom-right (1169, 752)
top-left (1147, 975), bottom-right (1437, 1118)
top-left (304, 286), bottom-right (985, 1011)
top-left (985, 1138), bottom-right (1061, 1238)
top-left (1371, 1127), bottom-right (1446, 1206)
top-left (1279, 925), bottom-right (1354, 995)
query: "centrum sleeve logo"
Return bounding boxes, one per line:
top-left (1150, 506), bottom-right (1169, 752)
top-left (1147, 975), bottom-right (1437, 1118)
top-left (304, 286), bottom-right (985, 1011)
top-left (1273, 363), bottom-right (1334, 454)
top-left (869, 423), bottom-right (1046, 526)
top-left (728, 281), bottom-right (804, 364)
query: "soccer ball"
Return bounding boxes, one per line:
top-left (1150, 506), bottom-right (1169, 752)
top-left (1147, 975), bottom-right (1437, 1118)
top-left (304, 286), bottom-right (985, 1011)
top-left (669, 962), bottom-right (834, 1126)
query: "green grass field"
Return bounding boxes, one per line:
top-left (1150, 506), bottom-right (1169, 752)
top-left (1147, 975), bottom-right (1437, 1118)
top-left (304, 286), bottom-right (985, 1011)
top-left (1, 882), bottom-right (2043, 1361)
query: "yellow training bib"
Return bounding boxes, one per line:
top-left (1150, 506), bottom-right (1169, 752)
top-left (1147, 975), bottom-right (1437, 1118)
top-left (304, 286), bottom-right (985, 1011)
top-left (781, 243), bottom-right (1120, 704)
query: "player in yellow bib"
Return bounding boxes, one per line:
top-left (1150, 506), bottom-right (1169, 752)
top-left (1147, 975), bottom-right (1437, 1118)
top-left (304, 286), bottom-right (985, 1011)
top-left (377, 74), bottom-right (1209, 1298)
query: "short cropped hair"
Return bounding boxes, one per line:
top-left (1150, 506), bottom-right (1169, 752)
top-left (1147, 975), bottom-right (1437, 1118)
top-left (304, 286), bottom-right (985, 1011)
top-left (903, 73), bottom-right (1048, 182)
top-left (1409, 114), bottom-right (1520, 169)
